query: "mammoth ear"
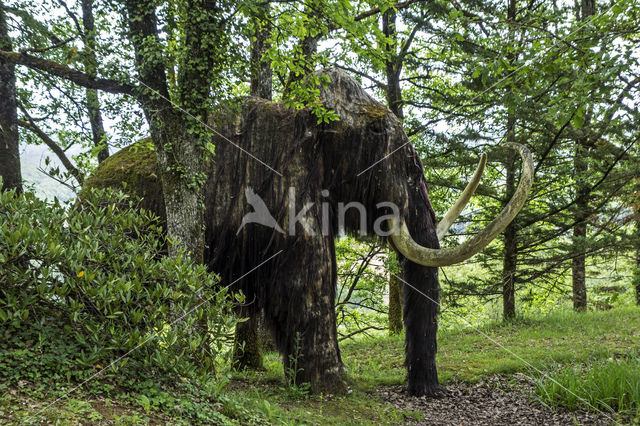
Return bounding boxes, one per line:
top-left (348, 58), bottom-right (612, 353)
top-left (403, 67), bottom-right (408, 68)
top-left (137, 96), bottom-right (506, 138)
top-left (436, 153), bottom-right (487, 240)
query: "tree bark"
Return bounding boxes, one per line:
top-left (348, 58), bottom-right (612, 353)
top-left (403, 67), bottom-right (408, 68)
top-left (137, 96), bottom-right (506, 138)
top-left (382, 9), bottom-right (405, 333)
top-left (634, 206), bottom-right (640, 306)
top-left (0, 49), bottom-right (133, 95)
top-left (635, 252), bottom-right (640, 306)
top-left (382, 9), bottom-right (403, 120)
top-left (501, 0), bottom-right (518, 320)
top-left (635, 241), bottom-right (640, 306)
top-left (249, 2), bottom-right (272, 100)
top-left (81, 0), bottom-right (109, 163)
top-left (283, 1), bottom-right (321, 96)
top-left (581, 0), bottom-right (596, 19)
top-left (572, 140), bottom-right (588, 311)
top-left (571, 0), bottom-right (595, 311)
top-left (125, 0), bottom-right (208, 263)
top-left (388, 272), bottom-right (403, 333)
top-left (502, 135), bottom-right (517, 320)
top-left (0, 2), bottom-right (21, 193)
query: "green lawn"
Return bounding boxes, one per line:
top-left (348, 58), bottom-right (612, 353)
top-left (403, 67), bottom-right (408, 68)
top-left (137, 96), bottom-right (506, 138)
top-left (341, 306), bottom-right (640, 390)
top-left (2, 306), bottom-right (639, 424)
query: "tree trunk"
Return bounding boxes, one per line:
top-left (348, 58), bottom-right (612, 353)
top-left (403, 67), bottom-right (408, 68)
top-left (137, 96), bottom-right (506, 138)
top-left (0, 3), bottom-right (21, 193)
top-left (581, 0), bottom-right (596, 19)
top-left (156, 133), bottom-right (205, 263)
top-left (382, 9), bottom-right (405, 333)
top-left (634, 208), bottom-right (640, 306)
top-left (125, 0), bottom-right (209, 262)
top-left (81, 0), bottom-right (109, 163)
top-left (283, 1), bottom-right (321, 96)
top-left (501, 0), bottom-right (517, 320)
top-left (635, 251), bottom-right (640, 306)
top-left (382, 9), bottom-right (403, 121)
top-left (249, 3), bottom-right (272, 100)
top-left (635, 244), bottom-right (640, 306)
top-left (572, 141), bottom-right (588, 311)
top-left (388, 272), bottom-right (403, 333)
top-left (571, 0), bottom-right (595, 311)
top-left (502, 145), bottom-right (517, 320)
top-left (502, 115), bottom-right (517, 320)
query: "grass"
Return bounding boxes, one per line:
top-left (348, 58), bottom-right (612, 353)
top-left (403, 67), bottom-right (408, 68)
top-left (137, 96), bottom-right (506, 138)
top-left (534, 358), bottom-right (640, 418)
top-left (225, 306), bottom-right (640, 423)
top-left (2, 306), bottom-right (639, 424)
top-left (341, 306), bottom-right (640, 388)
top-left (438, 306), bottom-right (640, 382)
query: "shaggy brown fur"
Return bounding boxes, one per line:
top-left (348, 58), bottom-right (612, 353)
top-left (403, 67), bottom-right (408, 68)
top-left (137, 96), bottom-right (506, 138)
top-left (87, 69), bottom-right (443, 395)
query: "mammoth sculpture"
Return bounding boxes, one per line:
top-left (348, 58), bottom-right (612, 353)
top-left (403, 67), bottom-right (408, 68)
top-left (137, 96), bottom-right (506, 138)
top-left (86, 69), bottom-right (533, 396)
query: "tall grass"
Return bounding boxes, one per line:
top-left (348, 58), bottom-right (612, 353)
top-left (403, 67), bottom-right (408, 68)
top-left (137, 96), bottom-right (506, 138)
top-left (535, 358), bottom-right (640, 419)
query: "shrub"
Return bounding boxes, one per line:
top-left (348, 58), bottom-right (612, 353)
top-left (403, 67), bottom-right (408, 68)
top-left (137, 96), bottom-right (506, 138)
top-left (0, 188), bottom-right (237, 387)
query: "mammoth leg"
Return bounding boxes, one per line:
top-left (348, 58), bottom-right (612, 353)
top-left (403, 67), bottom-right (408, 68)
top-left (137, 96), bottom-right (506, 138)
top-left (403, 260), bottom-right (442, 396)
top-left (267, 237), bottom-right (345, 394)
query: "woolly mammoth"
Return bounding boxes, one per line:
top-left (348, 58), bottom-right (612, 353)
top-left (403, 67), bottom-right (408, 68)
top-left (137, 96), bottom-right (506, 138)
top-left (86, 69), bottom-right (533, 396)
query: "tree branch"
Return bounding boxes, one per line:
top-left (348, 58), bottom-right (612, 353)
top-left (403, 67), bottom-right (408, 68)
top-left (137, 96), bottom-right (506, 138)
top-left (18, 105), bottom-right (84, 184)
top-left (353, 0), bottom-right (427, 22)
top-left (333, 63), bottom-right (387, 90)
top-left (0, 49), bottom-right (135, 95)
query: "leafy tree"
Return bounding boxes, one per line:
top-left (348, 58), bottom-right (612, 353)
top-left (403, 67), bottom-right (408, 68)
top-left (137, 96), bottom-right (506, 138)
top-left (0, 0), bottom-right (237, 260)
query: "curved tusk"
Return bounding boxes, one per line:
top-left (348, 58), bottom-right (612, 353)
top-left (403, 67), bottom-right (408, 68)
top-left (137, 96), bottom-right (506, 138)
top-left (436, 153), bottom-right (487, 240)
top-left (390, 143), bottom-right (533, 267)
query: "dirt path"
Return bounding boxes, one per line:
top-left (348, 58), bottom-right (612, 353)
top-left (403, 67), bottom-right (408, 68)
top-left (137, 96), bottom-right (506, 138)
top-left (377, 376), bottom-right (617, 425)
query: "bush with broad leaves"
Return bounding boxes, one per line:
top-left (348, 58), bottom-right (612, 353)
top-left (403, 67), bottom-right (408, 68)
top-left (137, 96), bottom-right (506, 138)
top-left (0, 187), bottom-right (237, 384)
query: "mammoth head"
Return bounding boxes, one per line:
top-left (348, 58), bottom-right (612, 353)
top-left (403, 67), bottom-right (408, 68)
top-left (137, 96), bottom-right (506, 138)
top-left (316, 68), bottom-right (534, 266)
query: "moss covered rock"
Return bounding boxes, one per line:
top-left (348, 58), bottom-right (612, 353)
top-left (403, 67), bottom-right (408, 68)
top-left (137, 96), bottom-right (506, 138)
top-left (82, 139), bottom-right (166, 225)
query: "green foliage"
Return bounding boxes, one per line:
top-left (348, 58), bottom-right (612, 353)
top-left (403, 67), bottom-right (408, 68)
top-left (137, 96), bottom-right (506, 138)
top-left (535, 358), bottom-right (640, 420)
top-left (4, 304), bottom-right (640, 423)
top-left (281, 73), bottom-right (339, 124)
top-left (281, 332), bottom-right (311, 399)
top-left (232, 319), bottom-right (264, 370)
top-left (335, 237), bottom-right (388, 340)
top-left (0, 187), bottom-right (237, 385)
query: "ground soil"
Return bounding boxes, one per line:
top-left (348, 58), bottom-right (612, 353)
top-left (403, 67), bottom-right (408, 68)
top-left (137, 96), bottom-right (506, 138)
top-left (377, 375), bottom-right (618, 425)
